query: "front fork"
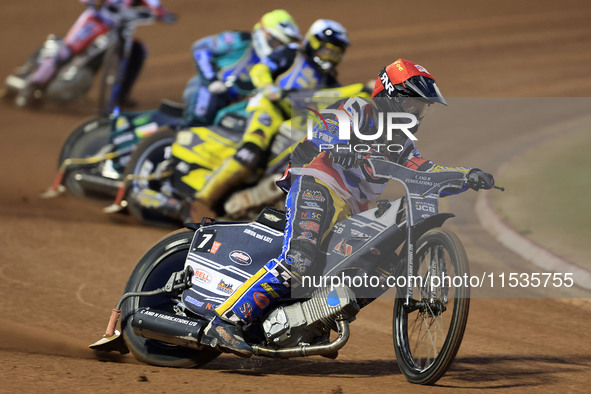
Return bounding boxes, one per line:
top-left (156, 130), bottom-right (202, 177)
top-left (405, 197), bottom-right (414, 307)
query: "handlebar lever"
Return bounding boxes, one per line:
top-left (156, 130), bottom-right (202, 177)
top-left (493, 185), bottom-right (505, 192)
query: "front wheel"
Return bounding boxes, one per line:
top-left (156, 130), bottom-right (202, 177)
top-left (121, 229), bottom-right (221, 367)
top-left (123, 127), bottom-right (179, 227)
top-left (58, 116), bottom-right (114, 203)
top-left (393, 228), bottom-right (470, 385)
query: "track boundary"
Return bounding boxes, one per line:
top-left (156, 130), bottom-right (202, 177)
top-left (475, 114), bottom-right (591, 291)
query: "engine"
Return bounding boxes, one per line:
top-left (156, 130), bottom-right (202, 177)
top-left (261, 286), bottom-right (359, 348)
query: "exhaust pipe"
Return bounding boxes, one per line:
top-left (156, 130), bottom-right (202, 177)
top-left (251, 320), bottom-right (350, 358)
top-left (74, 172), bottom-right (121, 196)
top-left (131, 307), bottom-right (207, 350)
top-left (131, 307), bottom-right (350, 359)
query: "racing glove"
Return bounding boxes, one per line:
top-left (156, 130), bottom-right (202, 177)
top-left (261, 84), bottom-right (282, 101)
top-left (467, 168), bottom-right (495, 190)
top-left (208, 80), bottom-right (228, 94)
top-left (331, 144), bottom-right (358, 169)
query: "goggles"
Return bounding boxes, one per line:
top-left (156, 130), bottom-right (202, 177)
top-left (315, 43), bottom-right (345, 65)
top-left (398, 97), bottom-right (430, 119)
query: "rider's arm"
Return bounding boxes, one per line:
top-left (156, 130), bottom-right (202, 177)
top-left (249, 44), bottom-right (298, 89)
top-left (249, 64), bottom-right (274, 88)
top-left (193, 31), bottom-right (251, 84)
top-left (191, 35), bottom-right (220, 83)
top-left (401, 142), bottom-right (475, 195)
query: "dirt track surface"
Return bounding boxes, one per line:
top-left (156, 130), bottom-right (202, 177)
top-left (1, 0), bottom-right (591, 392)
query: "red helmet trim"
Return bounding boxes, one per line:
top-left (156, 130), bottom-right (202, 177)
top-left (372, 58), bottom-right (434, 97)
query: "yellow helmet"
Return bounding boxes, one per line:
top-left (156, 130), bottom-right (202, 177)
top-left (252, 9), bottom-right (301, 58)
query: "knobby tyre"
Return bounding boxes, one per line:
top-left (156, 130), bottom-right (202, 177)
top-left (121, 229), bottom-right (221, 367)
top-left (393, 228), bottom-right (470, 385)
top-left (123, 127), bottom-right (178, 227)
top-left (58, 116), bottom-right (112, 202)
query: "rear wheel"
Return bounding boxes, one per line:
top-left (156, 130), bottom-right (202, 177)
top-left (393, 228), bottom-right (470, 385)
top-left (121, 229), bottom-right (221, 367)
top-left (59, 116), bottom-right (115, 203)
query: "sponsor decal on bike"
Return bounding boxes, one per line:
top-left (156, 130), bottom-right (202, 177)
top-left (302, 189), bottom-right (326, 202)
top-left (210, 241), bottom-right (222, 254)
top-left (112, 131), bottom-right (135, 145)
top-left (261, 282), bottom-right (280, 298)
top-left (350, 228), bottom-right (371, 238)
top-left (115, 116), bottom-right (130, 131)
top-left (134, 122), bottom-right (159, 138)
top-left (334, 239), bottom-right (353, 256)
top-left (229, 250), bottom-right (252, 266)
top-left (299, 220), bottom-right (320, 232)
top-left (205, 302), bottom-right (216, 310)
top-left (132, 114), bottom-right (152, 126)
top-left (253, 291), bottom-right (270, 309)
top-left (239, 302), bottom-right (253, 319)
top-left (263, 213), bottom-right (282, 222)
top-left (193, 269), bottom-right (212, 284)
top-left (243, 228), bottom-right (274, 244)
top-left (217, 279), bottom-right (234, 295)
top-left (184, 295), bottom-right (204, 307)
top-left (414, 201), bottom-right (436, 215)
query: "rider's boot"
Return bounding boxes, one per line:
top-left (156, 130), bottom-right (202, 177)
top-left (131, 189), bottom-right (184, 219)
top-left (202, 259), bottom-right (292, 356)
top-left (202, 317), bottom-right (253, 358)
top-left (15, 82), bottom-right (44, 108)
top-left (191, 155), bottom-right (252, 219)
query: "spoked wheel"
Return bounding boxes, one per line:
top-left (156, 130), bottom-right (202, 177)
top-left (121, 229), bottom-right (221, 367)
top-left (58, 116), bottom-right (115, 203)
top-left (393, 228), bottom-right (470, 385)
top-left (123, 127), bottom-right (179, 227)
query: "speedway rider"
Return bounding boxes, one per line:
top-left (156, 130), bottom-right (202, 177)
top-left (190, 19), bottom-right (350, 219)
top-left (16, 0), bottom-right (176, 108)
top-left (203, 58), bottom-right (496, 357)
top-left (183, 9), bottom-right (302, 126)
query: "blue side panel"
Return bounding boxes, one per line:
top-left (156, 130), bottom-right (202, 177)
top-left (183, 222), bottom-right (283, 318)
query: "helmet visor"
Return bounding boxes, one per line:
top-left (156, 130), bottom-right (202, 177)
top-left (315, 43), bottom-right (345, 66)
top-left (398, 97), bottom-right (430, 120)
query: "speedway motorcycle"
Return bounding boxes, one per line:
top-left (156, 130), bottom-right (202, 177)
top-left (42, 98), bottom-right (199, 205)
top-left (3, 6), bottom-right (159, 114)
top-left (90, 158), bottom-right (503, 385)
top-left (43, 83), bottom-right (369, 226)
top-left (112, 83), bottom-right (370, 226)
